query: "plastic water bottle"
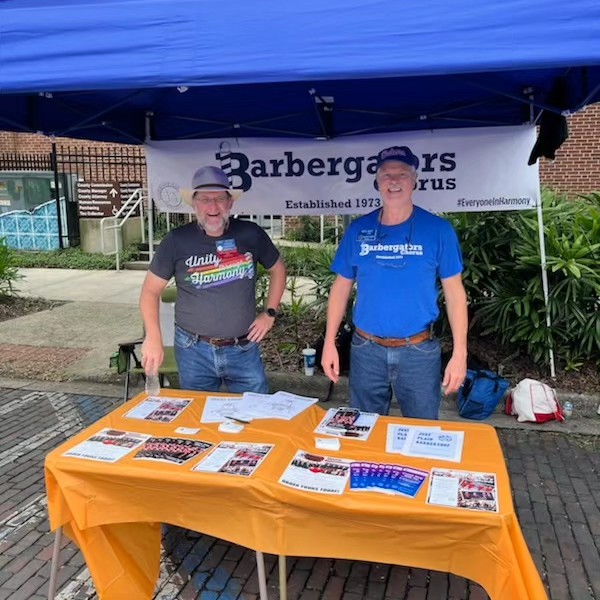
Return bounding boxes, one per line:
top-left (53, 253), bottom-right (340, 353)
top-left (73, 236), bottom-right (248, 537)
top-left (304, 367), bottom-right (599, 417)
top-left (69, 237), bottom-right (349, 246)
top-left (563, 401), bottom-right (573, 419)
top-left (145, 372), bottom-right (161, 396)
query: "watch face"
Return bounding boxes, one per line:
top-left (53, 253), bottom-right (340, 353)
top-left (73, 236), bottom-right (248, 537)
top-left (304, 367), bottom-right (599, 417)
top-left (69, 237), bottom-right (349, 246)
top-left (266, 308), bottom-right (277, 318)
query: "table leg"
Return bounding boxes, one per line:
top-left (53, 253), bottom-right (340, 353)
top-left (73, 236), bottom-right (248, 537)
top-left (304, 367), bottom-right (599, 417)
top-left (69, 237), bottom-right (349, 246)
top-left (255, 551), bottom-right (268, 600)
top-left (279, 555), bottom-right (287, 600)
top-left (48, 526), bottom-right (63, 600)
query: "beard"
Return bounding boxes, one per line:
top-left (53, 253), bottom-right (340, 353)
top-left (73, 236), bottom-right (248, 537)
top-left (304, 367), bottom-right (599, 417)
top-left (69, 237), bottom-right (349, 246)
top-left (196, 213), bottom-right (230, 235)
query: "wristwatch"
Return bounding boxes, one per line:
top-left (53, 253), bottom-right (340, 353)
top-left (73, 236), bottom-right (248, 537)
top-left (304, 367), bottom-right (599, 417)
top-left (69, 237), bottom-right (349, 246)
top-left (265, 308), bottom-right (277, 319)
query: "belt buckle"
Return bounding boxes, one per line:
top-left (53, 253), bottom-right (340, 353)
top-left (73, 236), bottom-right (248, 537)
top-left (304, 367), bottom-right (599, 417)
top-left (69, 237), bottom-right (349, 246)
top-left (209, 337), bottom-right (222, 346)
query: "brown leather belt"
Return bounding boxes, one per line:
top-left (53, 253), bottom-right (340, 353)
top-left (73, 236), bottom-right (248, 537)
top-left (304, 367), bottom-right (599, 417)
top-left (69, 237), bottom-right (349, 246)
top-left (355, 326), bottom-right (431, 348)
top-left (177, 325), bottom-right (249, 347)
top-left (198, 335), bottom-right (249, 347)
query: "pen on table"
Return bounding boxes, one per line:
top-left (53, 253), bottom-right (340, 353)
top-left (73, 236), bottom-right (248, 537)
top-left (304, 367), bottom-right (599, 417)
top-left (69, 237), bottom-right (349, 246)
top-left (225, 416), bottom-right (251, 424)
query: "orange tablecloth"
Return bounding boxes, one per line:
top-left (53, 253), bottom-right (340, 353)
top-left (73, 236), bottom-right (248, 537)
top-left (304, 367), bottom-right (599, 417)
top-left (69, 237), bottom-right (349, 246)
top-left (45, 390), bottom-right (547, 600)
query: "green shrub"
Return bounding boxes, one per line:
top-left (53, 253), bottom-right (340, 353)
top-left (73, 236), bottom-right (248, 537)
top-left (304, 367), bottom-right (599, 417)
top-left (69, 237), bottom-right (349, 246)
top-left (0, 237), bottom-right (22, 296)
top-left (448, 190), bottom-right (600, 369)
top-left (12, 245), bottom-right (139, 270)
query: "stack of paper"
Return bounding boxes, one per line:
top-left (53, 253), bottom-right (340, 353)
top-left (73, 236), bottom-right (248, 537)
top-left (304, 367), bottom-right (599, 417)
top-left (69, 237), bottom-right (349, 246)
top-left (350, 462), bottom-right (428, 498)
top-left (386, 424), bottom-right (464, 463)
top-left (124, 397), bottom-right (192, 423)
top-left (314, 407), bottom-right (379, 441)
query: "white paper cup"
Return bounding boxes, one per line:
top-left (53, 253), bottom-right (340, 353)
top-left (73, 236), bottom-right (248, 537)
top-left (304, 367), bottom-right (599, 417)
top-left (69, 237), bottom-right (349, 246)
top-left (302, 347), bottom-right (316, 376)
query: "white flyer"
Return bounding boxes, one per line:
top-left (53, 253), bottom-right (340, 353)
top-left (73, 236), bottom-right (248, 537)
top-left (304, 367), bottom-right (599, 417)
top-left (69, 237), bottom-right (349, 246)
top-left (241, 391), bottom-right (318, 420)
top-left (279, 450), bottom-right (352, 494)
top-left (427, 469), bottom-right (498, 512)
top-left (402, 429), bottom-right (464, 462)
top-left (200, 396), bottom-right (249, 423)
top-left (192, 442), bottom-right (273, 476)
top-left (386, 424), bottom-right (441, 454)
top-left (62, 429), bottom-right (150, 463)
top-left (124, 397), bottom-right (192, 423)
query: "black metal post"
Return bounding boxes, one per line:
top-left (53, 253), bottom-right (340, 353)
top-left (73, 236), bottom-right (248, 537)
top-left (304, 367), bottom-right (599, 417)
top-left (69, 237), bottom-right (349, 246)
top-left (50, 142), bottom-right (65, 249)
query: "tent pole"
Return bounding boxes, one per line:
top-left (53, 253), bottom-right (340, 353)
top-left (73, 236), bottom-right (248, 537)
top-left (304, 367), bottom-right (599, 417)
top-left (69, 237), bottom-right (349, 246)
top-left (145, 113), bottom-right (155, 262)
top-left (536, 197), bottom-right (556, 378)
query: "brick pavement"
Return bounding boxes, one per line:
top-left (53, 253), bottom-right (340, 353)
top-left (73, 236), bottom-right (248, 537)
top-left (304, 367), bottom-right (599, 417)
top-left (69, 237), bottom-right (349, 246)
top-left (0, 386), bottom-right (599, 600)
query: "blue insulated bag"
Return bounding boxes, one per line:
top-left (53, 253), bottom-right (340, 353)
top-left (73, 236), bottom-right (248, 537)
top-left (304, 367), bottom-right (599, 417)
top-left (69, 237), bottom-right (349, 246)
top-left (457, 369), bottom-right (510, 420)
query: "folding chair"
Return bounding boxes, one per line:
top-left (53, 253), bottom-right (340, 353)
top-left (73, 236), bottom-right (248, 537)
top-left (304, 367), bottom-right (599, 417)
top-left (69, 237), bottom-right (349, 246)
top-left (111, 286), bottom-right (178, 402)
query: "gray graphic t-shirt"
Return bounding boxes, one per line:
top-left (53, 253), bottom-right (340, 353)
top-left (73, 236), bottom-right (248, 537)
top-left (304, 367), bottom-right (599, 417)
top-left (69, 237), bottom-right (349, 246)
top-left (149, 219), bottom-right (279, 338)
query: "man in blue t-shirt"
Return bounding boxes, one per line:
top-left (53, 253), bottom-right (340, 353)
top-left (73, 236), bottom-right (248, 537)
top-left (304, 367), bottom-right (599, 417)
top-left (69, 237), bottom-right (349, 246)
top-left (321, 146), bottom-right (468, 419)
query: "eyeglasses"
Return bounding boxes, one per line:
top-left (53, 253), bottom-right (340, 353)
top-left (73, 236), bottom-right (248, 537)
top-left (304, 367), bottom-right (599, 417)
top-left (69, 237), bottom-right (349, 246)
top-left (192, 193), bottom-right (231, 205)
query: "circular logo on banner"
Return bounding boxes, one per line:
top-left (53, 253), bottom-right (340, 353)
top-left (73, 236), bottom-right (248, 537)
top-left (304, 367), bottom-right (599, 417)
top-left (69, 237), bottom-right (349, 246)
top-left (157, 182), bottom-right (183, 209)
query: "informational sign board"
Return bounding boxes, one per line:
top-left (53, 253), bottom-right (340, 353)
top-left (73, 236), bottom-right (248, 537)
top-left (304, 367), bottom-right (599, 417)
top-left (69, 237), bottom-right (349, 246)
top-left (77, 181), bottom-right (142, 217)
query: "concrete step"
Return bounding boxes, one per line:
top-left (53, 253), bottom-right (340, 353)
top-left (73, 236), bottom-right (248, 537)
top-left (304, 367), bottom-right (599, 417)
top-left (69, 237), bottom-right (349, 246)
top-left (123, 260), bottom-right (150, 270)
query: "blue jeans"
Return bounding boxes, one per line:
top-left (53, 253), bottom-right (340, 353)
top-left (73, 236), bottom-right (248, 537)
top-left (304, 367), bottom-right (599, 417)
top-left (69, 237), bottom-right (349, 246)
top-left (349, 332), bottom-right (442, 419)
top-left (174, 326), bottom-right (269, 393)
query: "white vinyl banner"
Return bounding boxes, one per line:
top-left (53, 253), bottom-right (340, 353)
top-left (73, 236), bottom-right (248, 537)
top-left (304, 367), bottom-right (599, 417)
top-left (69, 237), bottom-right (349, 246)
top-left (146, 126), bottom-right (540, 215)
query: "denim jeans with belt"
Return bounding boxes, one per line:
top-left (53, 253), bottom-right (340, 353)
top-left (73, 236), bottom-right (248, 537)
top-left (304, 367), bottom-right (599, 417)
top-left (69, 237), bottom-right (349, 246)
top-left (349, 331), bottom-right (442, 418)
top-left (174, 325), bottom-right (269, 393)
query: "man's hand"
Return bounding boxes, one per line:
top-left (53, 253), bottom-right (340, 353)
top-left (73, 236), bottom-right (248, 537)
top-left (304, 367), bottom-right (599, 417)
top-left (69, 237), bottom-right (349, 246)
top-left (442, 353), bottom-right (467, 395)
top-left (247, 312), bottom-right (275, 343)
top-left (321, 340), bottom-right (340, 383)
top-left (141, 336), bottom-right (164, 376)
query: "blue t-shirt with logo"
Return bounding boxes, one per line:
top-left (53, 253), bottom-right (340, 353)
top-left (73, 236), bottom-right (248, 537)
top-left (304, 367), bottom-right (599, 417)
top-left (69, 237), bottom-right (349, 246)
top-left (331, 207), bottom-right (463, 338)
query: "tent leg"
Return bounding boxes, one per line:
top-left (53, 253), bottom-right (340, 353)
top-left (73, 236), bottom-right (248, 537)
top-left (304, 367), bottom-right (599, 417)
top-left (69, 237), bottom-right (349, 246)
top-left (255, 551), bottom-right (268, 600)
top-left (536, 199), bottom-right (556, 378)
top-left (279, 555), bottom-right (287, 600)
top-left (48, 527), bottom-right (62, 600)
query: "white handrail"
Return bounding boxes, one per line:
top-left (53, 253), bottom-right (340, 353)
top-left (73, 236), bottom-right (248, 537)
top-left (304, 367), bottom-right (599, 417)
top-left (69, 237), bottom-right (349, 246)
top-left (100, 188), bottom-right (146, 271)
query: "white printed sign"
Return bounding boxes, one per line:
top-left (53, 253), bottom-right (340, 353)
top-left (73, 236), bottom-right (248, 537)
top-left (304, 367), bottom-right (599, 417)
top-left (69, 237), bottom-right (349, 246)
top-left (146, 126), bottom-right (540, 215)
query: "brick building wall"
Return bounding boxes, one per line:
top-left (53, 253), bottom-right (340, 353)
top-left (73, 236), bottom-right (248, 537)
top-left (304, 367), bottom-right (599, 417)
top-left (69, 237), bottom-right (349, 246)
top-left (538, 103), bottom-right (600, 195)
top-left (2, 102), bottom-right (600, 195)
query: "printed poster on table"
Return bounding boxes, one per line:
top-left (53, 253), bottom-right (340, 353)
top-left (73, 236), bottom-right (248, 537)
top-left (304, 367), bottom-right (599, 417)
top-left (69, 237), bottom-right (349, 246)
top-left (314, 407), bottom-right (379, 441)
top-left (62, 429), bottom-right (150, 463)
top-left (279, 450), bottom-right (352, 495)
top-left (133, 437), bottom-right (213, 465)
top-left (125, 397), bottom-right (192, 423)
top-left (192, 442), bottom-right (273, 476)
top-left (427, 469), bottom-right (499, 512)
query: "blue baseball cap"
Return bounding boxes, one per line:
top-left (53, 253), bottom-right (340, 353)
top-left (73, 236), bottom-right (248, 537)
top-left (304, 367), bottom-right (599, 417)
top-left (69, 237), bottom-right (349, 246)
top-left (375, 146), bottom-right (420, 171)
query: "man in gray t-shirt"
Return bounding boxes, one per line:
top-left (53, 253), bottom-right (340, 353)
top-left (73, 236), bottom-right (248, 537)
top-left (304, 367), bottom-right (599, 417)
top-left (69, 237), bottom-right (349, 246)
top-left (139, 166), bottom-right (286, 393)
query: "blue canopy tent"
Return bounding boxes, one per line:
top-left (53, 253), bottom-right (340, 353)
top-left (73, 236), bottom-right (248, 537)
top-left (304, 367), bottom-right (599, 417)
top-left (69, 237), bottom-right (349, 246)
top-left (2, 0), bottom-right (600, 383)
top-left (1, 0), bottom-right (600, 149)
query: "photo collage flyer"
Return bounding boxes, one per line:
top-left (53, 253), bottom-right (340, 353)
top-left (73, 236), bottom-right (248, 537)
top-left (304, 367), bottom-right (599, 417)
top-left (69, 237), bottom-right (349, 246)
top-left (133, 437), bottom-right (213, 465)
top-left (124, 397), bottom-right (192, 423)
top-left (192, 442), bottom-right (274, 476)
top-left (427, 469), bottom-right (499, 512)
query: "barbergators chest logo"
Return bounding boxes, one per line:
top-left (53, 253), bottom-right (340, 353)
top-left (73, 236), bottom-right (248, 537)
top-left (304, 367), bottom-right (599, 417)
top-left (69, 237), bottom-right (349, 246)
top-left (359, 242), bottom-right (424, 257)
top-left (184, 247), bottom-right (254, 289)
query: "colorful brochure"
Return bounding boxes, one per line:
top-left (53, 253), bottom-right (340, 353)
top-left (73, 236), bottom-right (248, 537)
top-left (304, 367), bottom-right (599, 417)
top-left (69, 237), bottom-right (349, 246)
top-left (349, 461), bottom-right (428, 498)
top-left (62, 428), bottom-right (150, 463)
top-left (427, 468), bottom-right (498, 512)
top-left (124, 397), bottom-right (192, 423)
top-left (192, 442), bottom-right (273, 476)
top-left (279, 450), bottom-right (352, 495)
top-left (133, 437), bottom-right (213, 465)
top-left (314, 407), bottom-right (379, 441)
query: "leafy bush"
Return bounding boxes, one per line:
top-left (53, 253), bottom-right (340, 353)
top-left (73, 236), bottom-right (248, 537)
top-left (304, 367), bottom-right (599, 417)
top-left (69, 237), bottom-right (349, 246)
top-left (448, 190), bottom-right (600, 369)
top-left (12, 245), bottom-right (139, 270)
top-left (0, 237), bottom-right (22, 296)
